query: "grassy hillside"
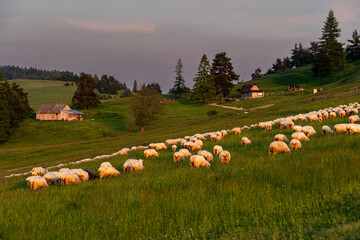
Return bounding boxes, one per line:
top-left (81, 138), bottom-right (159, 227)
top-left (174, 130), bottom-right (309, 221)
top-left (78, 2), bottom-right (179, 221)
top-left (9, 79), bottom-right (77, 109)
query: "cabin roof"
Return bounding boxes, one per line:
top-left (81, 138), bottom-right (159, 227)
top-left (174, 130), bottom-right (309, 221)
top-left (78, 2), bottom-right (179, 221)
top-left (239, 83), bottom-right (263, 93)
top-left (61, 110), bottom-right (84, 115)
top-left (36, 104), bottom-right (68, 114)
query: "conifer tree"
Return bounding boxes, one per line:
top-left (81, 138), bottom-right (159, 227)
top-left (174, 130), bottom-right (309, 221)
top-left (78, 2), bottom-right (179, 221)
top-left (312, 9), bottom-right (345, 77)
top-left (133, 80), bottom-right (138, 92)
top-left (169, 58), bottom-right (189, 96)
top-left (191, 54), bottom-right (216, 103)
top-left (72, 73), bottom-right (100, 109)
top-left (345, 30), bottom-right (360, 62)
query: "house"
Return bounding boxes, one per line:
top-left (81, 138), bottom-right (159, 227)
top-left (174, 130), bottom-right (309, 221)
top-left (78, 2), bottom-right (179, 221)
top-left (288, 85), bottom-right (304, 91)
top-left (238, 83), bottom-right (264, 99)
top-left (36, 104), bottom-right (84, 121)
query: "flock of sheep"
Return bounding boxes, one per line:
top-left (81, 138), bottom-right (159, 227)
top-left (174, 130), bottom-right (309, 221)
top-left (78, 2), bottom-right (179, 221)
top-left (25, 102), bottom-right (360, 190)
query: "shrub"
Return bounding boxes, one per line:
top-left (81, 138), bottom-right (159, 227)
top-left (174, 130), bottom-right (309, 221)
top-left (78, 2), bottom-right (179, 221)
top-left (207, 109), bottom-right (218, 116)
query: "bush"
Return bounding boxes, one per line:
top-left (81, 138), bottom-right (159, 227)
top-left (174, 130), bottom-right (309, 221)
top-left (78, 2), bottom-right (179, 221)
top-left (207, 109), bottom-right (218, 116)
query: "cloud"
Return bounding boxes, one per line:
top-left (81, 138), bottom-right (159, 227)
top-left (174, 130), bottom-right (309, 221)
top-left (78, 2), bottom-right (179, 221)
top-left (59, 18), bottom-right (155, 34)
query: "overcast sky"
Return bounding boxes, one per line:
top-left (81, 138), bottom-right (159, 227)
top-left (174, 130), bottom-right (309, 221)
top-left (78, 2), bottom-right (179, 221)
top-left (0, 0), bottom-right (359, 91)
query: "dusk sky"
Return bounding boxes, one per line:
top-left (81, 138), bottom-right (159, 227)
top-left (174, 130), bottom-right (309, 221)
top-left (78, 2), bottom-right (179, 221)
top-left (1, 0), bottom-right (359, 91)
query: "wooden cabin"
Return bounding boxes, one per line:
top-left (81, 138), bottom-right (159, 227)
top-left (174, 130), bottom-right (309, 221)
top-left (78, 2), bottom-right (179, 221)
top-left (238, 83), bottom-right (264, 100)
top-left (36, 104), bottom-right (84, 121)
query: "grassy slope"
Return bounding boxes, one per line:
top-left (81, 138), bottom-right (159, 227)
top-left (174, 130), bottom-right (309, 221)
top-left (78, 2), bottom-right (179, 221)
top-left (1, 65), bottom-right (360, 239)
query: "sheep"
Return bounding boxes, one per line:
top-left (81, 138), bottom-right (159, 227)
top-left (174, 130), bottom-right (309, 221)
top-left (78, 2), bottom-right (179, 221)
top-left (292, 125), bottom-right (303, 132)
top-left (302, 126), bottom-right (317, 138)
top-left (197, 150), bottom-right (213, 162)
top-left (346, 123), bottom-right (360, 134)
top-left (322, 112), bottom-right (329, 120)
top-left (194, 134), bottom-right (206, 140)
top-left (349, 115), bottom-right (359, 123)
top-left (31, 167), bottom-right (47, 176)
top-left (27, 176), bottom-right (48, 190)
top-left (70, 169), bottom-right (89, 182)
top-left (173, 152), bottom-right (185, 163)
top-left (241, 137), bottom-right (251, 146)
top-left (274, 134), bottom-right (289, 142)
top-left (165, 139), bottom-right (178, 146)
top-left (60, 172), bottom-right (81, 185)
top-left (268, 141), bottom-right (290, 155)
top-left (59, 168), bottom-right (71, 172)
top-left (334, 124), bottom-right (348, 133)
top-left (195, 140), bottom-right (203, 148)
top-left (131, 146), bottom-right (137, 152)
top-left (289, 139), bottom-right (302, 151)
top-left (84, 170), bottom-right (99, 180)
top-left (279, 121), bottom-right (288, 129)
top-left (179, 148), bottom-right (192, 158)
top-left (322, 125), bottom-right (334, 135)
top-left (144, 149), bottom-right (159, 158)
top-left (117, 149), bottom-right (129, 156)
top-left (219, 150), bottom-right (231, 164)
top-left (184, 136), bottom-right (191, 140)
top-left (137, 146), bottom-right (149, 150)
top-left (100, 162), bottom-right (112, 167)
top-left (291, 132), bottom-right (310, 141)
top-left (339, 110), bottom-right (346, 118)
top-left (221, 130), bottom-right (228, 137)
top-left (184, 141), bottom-right (197, 151)
top-left (258, 122), bottom-right (266, 129)
top-left (287, 122), bottom-right (295, 129)
top-left (213, 145), bottom-right (223, 155)
top-left (215, 135), bottom-right (222, 141)
top-left (232, 127), bottom-right (241, 135)
top-left (190, 137), bottom-right (197, 142)
top-left (242, 125), bottom-right (249, 131)
top-left (149, 143), bottom-right (167, 151)
top-left (123, 159), bottom-right (144, 172)
top-left (330, 112), bottom-right (337, 118)
top-left (98, 166), bottom-right (121, 179)
top-left (43, 172), bottom-right (59, 185)
top-left (190, 155), bottom-right (210, 169)
top-left (308, 115), bottom-right (319, 122)
top-left (265, 123), bottom-right (272, 131)
top-left (211, 134), bottom-right (217, 142)
top-left (172, 145), bottom-right (177, 152)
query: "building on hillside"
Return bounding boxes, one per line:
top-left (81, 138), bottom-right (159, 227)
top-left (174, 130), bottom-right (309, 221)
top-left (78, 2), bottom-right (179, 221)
top-left (36, 104), bottom-right (84, 121)
top-left (288, 85), bottom-right (304, 91)
top-left (238, 83), bottom-right (264, 100)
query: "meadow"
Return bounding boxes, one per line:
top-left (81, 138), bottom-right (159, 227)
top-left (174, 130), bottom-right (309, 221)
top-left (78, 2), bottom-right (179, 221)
top-left (1, 65), bottom-right (360, 239)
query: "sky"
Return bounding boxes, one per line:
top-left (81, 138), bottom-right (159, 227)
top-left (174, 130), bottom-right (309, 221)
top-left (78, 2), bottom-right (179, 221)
top-left (0, 0), bottom-right (359, 91)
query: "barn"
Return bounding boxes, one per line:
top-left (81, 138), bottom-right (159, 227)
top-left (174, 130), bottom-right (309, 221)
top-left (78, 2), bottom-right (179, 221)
top-left (36, 104), bottom-right (84, 121)
top-left (239, 83), bottom-right (264, 99)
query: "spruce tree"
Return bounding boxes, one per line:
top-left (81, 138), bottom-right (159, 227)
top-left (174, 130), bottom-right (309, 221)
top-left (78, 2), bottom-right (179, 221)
top-left (133, 80), bottom-right (138, 93)
top-left (169, 58), bottom-right (189, 96)
top-left (191, 54), bottom-right (216, 103)
top-left (345, 30), bottom-right (360, 62)
top-left (211, 52), bottom-right (239, 97)
top-left (312, 9), bottom-right (345, 77)
top-left (72, 73), bottom-right (100, 109)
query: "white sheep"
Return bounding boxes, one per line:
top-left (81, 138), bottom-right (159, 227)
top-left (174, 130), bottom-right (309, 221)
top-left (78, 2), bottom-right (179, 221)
top-left (213, 145), bottom-right (223, 155)
top-left (289, 139), bottom-right (302, 151)
top-left (70, 169), bottom-right (89, 182)
top-left (265, 123), bottom-right (272, 131)
top-left (334, 124), bottom-right (348, 133)
top-left (322, 125), bottom-right (334, 135)
top-left (197, 150), bottom-right (213, 162)
top-left (274, 134), bottom-right (289, 142)
top-left (60, 172), bottom-right (81, 185)
top-left (242, 125), bottom-right (249, 131)
top-left (232, 127), bottom-right (241, 135)
top-left (179, 148), bottom-right (192, 158)
top-left (59, 168), bottom-right (71, 173)
top-left (98, 166), bottom-right (121, 179)
top-left (219, 150), bottom-right (231, 164)
top-left (346, 123), bottom-right (360, 134)
top-left (31, 167), bottom-right (47, 176)
top-left (292, 125), bottom-right (303, 132)
top-left (211, 134), bottom-right (217, 142)
top-left (123, 159), bottom-right (144, 172)
top-left (268, 141), bottom-right (290, 155)
top-left (215, 135), bottom-right (222, 141)
top-left (172, 145), bottom-right (177, 152)
top-left (190, 155), bottom-right (210, 169)
top-left (149, 143), bottom-right (167, 151)
top-left (241, 137), bottom-right (251, 146)
top-left (144, 149), bottom-right (159, 158)
top-left (349, 115), bottom-right (359, 123)
top-left (26, 176), bottom-right (48, 190)
top-left (100, 162), bottom-right (112, 167)
top-left (221, 130), bottom-right (228, 137)
top-left (291, 132), bottom-right (310, 141)
top-left (302, 126), bottom-right (317, 138)
top-left (131, 146), bottom-right (138, 152)
top-left (166, 139), bottom-right (178, 146)
top-left (43, 172), bottom-right (58, 185)
top-left (339, 110), bottom-right (346, 118)
top-left (184, 141), bottom-right (197, 151)
top-left (137, 146), bottom-right (149, 150)
top-left (173, 152), bottom-right (185, 163)
top-left (329, 112), bottom-right (337, 118)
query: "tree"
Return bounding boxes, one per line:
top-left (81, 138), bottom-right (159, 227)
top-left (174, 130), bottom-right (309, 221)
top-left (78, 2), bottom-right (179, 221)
top-left (72, 73), bottom-right (100, 109)
top-left (133, 80), bottom-right (138, 93)
top-left (251, 67), bottom-right (262, 80)
top-left (345, 30), bottom-right (360, 62)
top-left (191, 54), bottom-right (216, 103)
top-left (272, 58), bottom-right (286, 73)
top-left (211, 52), bottom-right (239, 97)
top-left (146, 82), bottom-right (162, 94)
top-left (169, 58), bottom-right (189, 96)
top-left (128, 85), bottom-right (164, 132)
top-left (312, 9), bottom-right (345, 77)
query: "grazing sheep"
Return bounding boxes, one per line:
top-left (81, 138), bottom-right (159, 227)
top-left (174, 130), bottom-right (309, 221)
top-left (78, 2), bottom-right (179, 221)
top-left (100, 162), bottom-right (112, 167)
top-left (258, 122), bottom-right (266, 129)
top-left (172, 145), bottom-right (177, 152)
top-left (179, 148), bottom-right (192, 158)
top-left (322, 125), bottom-right (334, 135)
top-left (213, 145), bottom-right (223, 155)
top-left (265, 123), bottom-right (272, 131)
top-left (287, 122), bottom-right (295, 129)
top-left (195, 140), bottom-right (203, 148)
top-left (84, 170), bottom-right (99, 180)
top-left (70, 169), bottom-right (89, 182)
top-left (211, 134), bottom-right (216, 142)
top-left (308, 115), bottom-right (319, 122)
top-left (274, 134), bottom-right (289, 142)
top-left (43, 172), bottom-right (58, 185)
top-left (268, 141), bottom-right (290, 155)
top-left (190, 137), bottom-right (197, 142)
top-left (59, 168), bottom-right (71, 172)
top-left (184, 136), bottom-right (191, 140)
top-left (197, 150), bottom-right (213, 162)
top-left (190, 155), bottom-right (210, 169)
top-left (166, 139), bottom-right (178, 146)
top-left (131, 146), bottom-right (137, 152)
top-left (31, 167), bottom-right (47, 176)
top-left (98, 166), bottom-right (121, 179)
top-left (292, 125), bottom-right (303, 132)
top-left (349, 115), bottom-right (359, 123)
top-left (241, 137), bottom-right (251, 146)
top-left (302, 126), bottom-right (317, 138)
top-left (322, 112), bottom-right (329, 120)
top-left (27, 176), bottom-right (48, 190)
top-left (117, 149), bottom-right (129, 156)
top-left (184, 141), bottom-right (197, 151)
top-left (219, 150), bottom-right (231, 164)
top-left (242, 125), bottom-right (249, 131)
top-left (123, 159), bottom-right (144, 172)
top-left (215, 135), bottom-right (222, 141)
top-left (194, 134), bottom-right (206, 140)
top-left (289, 139), bottom-right (302, 151)
top-left (173, 152), bottom-right (185, 163)
top-left (346, 123), bottom-right (360, 134)
top-left (232, 127), bottom-right (241, 135)
top-left (339, 110), bottom-right (346, 118)
top-left (144, 149), bottom-right (159, 158)
top-left (334, 124), bottom-right (348, 133)
top-left (330, 112), bottom-right (337, 118)
top-left (291, 132), bottom-right (310, 141)
top-left (137, 146), bottom-right (149, 150)
top-left (149, 143), bottom-right (167, 151)
top-left (221, 130), bottom-right (228, 137)
top-left (60, 172), bottom-right (81, 185)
